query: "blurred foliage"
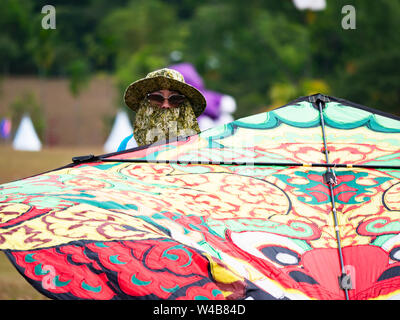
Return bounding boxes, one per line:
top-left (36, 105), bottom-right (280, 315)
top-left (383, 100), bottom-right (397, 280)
top-left (0, 0), bottom-right (399, 117)
top-left (66, 59), bottom-right (91, 97)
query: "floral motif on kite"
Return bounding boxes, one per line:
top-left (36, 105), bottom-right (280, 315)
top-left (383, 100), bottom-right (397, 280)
top-left (0, 95), bottom-right (399, 300)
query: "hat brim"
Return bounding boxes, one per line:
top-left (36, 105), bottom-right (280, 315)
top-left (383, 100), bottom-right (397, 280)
top-left (124, 76), bottom-right (206, 117)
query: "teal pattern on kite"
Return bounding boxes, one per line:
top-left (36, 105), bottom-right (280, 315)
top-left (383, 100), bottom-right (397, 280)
top-left (0, 94), bottom-right (399, 300)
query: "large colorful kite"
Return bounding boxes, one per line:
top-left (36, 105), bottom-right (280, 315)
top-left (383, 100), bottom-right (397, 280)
top-left (0, 94), bottom-right (399, 300)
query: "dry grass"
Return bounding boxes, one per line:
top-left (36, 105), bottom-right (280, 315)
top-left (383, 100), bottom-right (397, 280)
top-left (0, 145), bottom-right (104, 184)
top-left (0, 144), bottom-right (104, 299)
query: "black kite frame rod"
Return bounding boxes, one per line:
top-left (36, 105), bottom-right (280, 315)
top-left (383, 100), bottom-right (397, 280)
top-left (92, 157), bottom-right (400, 170)
top-left (317, 99), bottom-right (350, 301)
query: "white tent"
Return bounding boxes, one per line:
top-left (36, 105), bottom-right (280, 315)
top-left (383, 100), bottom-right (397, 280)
top-left (12, 114), bottom-right (42, 151)
top-left (103, 110), bottom-right (136, 153)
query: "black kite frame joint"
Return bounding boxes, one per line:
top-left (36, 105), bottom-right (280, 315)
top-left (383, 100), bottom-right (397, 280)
top-left (72, 154), bottom-right (99, 164)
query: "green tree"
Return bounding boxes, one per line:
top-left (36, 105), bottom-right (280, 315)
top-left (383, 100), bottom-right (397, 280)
top-left (0, 0), bottom-right (36, 74)
top-left (100, 0), bottom-right (187, 99)
top-left (1, 0), bottom-right (399, 117)
top-left (182, 2), bottom-right (315, 117)
top-left (66, 59), bottom-right (91, 144)
top-left (309, 0), bottom-right (400, 115)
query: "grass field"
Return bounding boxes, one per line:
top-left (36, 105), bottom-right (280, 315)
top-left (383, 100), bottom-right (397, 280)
top-left (0, 144), bottom-right (104, 299)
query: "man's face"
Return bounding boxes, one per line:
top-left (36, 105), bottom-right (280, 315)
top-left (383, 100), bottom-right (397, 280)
top-left (133, 90), bottom-right (200, 146)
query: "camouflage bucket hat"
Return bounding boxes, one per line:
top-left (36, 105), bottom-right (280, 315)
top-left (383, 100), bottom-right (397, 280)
top-left (124, 68), bottom-right (206, 117)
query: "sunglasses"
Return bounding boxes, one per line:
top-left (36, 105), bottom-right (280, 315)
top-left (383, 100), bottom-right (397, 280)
top-left (147, 93), bottom-right (186, 108)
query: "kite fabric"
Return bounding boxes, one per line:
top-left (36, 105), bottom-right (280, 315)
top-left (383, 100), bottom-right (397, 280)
top-left (0, 94), bottom-right (399, 300)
